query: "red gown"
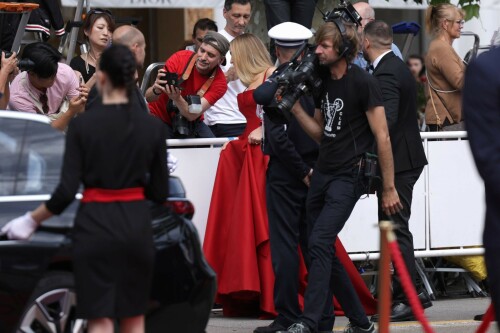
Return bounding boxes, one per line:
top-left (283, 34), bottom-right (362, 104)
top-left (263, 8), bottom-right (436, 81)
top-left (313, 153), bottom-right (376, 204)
top-left (203, 89), bottom-right (377, 318)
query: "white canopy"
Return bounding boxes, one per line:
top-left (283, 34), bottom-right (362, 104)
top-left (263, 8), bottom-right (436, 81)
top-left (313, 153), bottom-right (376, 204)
top-left (61, 0), bottom-right (223, 8)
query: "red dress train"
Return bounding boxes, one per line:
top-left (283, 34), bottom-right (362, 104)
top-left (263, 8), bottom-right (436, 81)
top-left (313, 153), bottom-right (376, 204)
top-left (203, 89), bottom-right (377, 318)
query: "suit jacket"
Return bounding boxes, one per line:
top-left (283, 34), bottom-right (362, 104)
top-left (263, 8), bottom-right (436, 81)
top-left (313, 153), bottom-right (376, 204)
top-left (463, 46), bottom-right (500, 248)
top-left (373, 52), bottom-right (428, 173)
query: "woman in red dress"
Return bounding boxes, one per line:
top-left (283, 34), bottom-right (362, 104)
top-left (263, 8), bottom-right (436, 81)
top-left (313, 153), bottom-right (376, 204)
top-left (203, 33), bottom-right (276, 316)
top-left (203, 34), bottom-right (377, 319)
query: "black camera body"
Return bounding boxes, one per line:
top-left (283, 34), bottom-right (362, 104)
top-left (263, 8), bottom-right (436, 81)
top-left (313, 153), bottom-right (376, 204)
top-left (259, 0), bottom-right (362, 124)
top-left (1, 51), bottom-right (35, 72)
top-left (262, 44), bottom-right (323, 124)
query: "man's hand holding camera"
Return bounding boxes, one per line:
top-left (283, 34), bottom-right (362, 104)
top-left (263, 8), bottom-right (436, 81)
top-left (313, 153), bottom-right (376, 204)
top-left (1, 51), bottom-right (19, 78)
top-left (147, 69), bottom-right (168, 101)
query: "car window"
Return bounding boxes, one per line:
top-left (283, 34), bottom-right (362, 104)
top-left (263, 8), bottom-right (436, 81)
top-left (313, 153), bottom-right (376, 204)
top-left (0, 118), bottom-right (25, 196)
top-left (14, 120), bottom-right (65, 195)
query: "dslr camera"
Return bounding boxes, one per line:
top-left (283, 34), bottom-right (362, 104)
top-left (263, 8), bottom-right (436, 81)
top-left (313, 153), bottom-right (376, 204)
top-left (257, 0), bottom-right (361, 124)
top-left (1, 51), bottom-right (35, 72)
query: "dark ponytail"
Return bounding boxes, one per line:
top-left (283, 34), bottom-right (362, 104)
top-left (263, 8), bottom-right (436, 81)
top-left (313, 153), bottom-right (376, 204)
top-left (99, 44), bottom-right (138, 133)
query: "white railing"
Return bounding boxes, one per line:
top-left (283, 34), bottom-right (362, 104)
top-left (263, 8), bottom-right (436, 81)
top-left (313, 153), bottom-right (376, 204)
top-left (168, 130), bottom-right (485, 260)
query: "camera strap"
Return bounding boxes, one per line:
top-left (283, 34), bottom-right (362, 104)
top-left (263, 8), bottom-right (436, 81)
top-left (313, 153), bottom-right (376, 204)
top-left (178, 52), bottom-right (215, 98)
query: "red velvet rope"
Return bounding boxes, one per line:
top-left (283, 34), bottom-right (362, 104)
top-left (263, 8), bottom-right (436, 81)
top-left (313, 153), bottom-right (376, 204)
top-left (388, 240), bottom-right (435, 333)
top-left (475, 304), bottom-right (495, 333)
top-left (387, 236), bottom-right (495, 333)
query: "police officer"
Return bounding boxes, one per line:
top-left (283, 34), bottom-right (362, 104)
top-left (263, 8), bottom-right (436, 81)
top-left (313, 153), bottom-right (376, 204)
top-left (255, 22), bottom-right (317, 333)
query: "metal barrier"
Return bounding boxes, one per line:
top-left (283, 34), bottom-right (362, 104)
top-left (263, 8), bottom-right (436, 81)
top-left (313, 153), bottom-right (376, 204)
top-left (167, 130), bottom-right (485, 260)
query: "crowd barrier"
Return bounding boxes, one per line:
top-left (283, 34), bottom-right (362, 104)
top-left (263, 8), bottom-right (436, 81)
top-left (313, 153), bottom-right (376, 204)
top-left (168, 130), bottom-right (485, 260)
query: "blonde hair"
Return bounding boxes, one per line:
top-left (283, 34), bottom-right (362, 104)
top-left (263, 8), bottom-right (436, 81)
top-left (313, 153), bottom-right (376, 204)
top-left (425, 3), bottom-right (465, 35)
top-left (230, 33), bottom-right (272, 87)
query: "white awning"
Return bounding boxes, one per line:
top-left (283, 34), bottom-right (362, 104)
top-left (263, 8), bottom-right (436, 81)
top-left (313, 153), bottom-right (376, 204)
top-left (61, 0), bottom-right (223, 8)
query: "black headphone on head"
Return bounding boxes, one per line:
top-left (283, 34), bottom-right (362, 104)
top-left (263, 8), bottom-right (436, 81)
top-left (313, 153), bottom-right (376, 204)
top-left (330, 17), bottom-right (352, 59)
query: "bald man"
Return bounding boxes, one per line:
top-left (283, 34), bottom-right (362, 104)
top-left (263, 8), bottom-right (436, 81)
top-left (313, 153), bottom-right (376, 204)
top-left (352, 2), bottom-right (402, 70)
top-left (112, 25), bottom-right (147, 69)
top-left (85, 25), bottom-right (148, 110)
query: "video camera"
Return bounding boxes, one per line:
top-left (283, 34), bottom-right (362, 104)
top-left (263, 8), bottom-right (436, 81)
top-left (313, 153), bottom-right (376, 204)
top-left (1, 51), bottom-right (35, 72)
top-left (254, 0), bottom-right (361, 124)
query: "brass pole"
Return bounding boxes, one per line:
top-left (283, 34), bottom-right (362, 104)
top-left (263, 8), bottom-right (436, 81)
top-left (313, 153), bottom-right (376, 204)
top-left (378, 221), bottom-right (394, 333)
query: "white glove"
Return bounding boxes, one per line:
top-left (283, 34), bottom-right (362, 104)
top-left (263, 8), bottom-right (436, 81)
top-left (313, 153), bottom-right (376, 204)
top-left (1, 212), bottom-right (38, 240)
top-left (167, 152), bottom-right (178, 174)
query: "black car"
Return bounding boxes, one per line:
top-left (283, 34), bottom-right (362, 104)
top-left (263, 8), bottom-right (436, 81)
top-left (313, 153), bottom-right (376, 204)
top-left (0, 110), bottom-right (215, 333)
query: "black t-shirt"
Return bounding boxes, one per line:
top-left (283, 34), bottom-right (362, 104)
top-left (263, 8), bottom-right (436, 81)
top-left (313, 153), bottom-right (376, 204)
top-left (70, 56), bottom-right (96, 83)
top-left (315, 65), bottom-right (383, 172)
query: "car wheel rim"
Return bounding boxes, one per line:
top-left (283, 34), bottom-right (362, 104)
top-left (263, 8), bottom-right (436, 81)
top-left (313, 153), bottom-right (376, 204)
top-left (18, 288), bottom-right (86, 333)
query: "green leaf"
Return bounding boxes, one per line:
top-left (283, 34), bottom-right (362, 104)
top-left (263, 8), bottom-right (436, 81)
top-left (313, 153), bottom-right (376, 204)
top-left (461, 3), bottom-right (481, 20)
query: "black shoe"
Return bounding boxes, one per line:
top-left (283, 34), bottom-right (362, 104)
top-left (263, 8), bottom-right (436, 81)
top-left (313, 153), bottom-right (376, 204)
top-left (280, 322), bottom-right (311, 333)
top-left (418, 290), bottom-right (433, 309)
top-left (474, 313), bottom-right (485, 321)
top-left (254, 320), bottom-right (287, 333)
top-left (344, 321), bottom-right (376, 333)
top-left (371, 303), bottom-right (415, 322)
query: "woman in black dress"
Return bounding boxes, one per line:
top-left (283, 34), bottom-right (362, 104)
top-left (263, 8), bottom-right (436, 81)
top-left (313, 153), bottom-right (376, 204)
top-left (70, 8), bottom-right (115, 85)
top-left (2, 45), bottom-right (168, 333)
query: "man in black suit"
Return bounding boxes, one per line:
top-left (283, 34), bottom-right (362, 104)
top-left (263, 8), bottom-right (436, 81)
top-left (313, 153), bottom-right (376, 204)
top-left (463, 46), bottom-right (500, 329)
top-left (361, 20), bottom-right (430, 321)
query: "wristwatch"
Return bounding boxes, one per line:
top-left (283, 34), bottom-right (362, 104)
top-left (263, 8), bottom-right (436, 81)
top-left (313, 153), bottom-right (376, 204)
top-left (152, 87), bottom-right (161, 96)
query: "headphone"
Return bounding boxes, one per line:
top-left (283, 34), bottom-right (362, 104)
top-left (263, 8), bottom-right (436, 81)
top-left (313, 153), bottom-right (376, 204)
top-left (329, 17), bottom-right (353, 59)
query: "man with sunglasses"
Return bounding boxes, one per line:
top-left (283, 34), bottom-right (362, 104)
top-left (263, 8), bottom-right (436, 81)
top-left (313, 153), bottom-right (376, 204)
top-left (146, 31), bottom-right (228, 139)
top-left (8, 42), bottom-right (88, 131)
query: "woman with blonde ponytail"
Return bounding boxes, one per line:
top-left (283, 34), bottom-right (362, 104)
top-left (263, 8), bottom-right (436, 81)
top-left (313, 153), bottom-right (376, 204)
top-left (424, 3), bottom-right (466, 131)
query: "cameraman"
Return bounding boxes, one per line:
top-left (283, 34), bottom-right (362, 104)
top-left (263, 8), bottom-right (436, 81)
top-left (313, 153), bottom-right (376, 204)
top-left (284, 20), bottom-right (401, 333)
top-left (0, 51), bottom-right (18, 109)
top-left (146, 31), bottom-right (228, 139)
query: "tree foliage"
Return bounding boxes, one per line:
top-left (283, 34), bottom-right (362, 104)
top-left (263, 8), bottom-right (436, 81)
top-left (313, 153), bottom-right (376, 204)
top-left (412, 0), bottom-right (481, 20)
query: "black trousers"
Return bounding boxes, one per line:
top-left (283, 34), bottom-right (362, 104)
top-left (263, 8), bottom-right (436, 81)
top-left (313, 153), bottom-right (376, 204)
top-left (300, 167), bottom-right (370, 331)
top-left (377, 166), bottom-right (424, 303)
top-left (165, 121), bottom-right (214, 139)
top-left (263, 0), bottom-right (317, 60)
top-left (485, 246), bottom-right (500, 331)
top-left (208, 123), bottom-right (246, 138)
top-left (266, 159), bottom-right (309, 327)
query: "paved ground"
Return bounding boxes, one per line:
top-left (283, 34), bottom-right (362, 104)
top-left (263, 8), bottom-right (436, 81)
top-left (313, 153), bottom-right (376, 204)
top-left (206, 297), bottom-right (498, 333)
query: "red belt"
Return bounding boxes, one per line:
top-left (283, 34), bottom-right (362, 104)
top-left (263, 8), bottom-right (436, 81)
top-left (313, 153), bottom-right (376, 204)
top-left (81, 187), bottom-right (145, 203)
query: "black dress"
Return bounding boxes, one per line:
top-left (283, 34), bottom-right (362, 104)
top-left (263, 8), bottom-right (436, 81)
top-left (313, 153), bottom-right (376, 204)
top-left (45, 103), bottom-right (168, 319)
top-left (70, 55), bottom-right (96, 83)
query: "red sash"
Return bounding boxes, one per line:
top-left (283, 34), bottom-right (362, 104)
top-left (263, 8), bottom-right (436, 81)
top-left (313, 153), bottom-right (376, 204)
top-left (81, 187), bottom-right (145, 203)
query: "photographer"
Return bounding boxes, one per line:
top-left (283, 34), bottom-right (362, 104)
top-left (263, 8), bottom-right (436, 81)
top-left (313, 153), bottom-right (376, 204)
top-left (0, 51), bottom-right (18, 109)
top-left (8, 42), bottom-right (88, 131)
top-left (284, 19), bottom-right (401, 333)
top-left (146, 31), bottom-right (228, 139)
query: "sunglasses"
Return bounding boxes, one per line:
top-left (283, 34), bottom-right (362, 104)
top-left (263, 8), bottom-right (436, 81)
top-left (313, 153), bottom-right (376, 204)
top-left (87, 8), bottom-right (113, 17)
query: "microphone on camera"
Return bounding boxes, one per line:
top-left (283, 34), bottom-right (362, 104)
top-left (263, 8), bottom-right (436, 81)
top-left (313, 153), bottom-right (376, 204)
top-left (253, 78), bottom-right (279, 106)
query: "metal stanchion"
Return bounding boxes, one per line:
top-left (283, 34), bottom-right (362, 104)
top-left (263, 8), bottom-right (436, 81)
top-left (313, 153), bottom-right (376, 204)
top-left (378, 221), bottom-right (393, 333)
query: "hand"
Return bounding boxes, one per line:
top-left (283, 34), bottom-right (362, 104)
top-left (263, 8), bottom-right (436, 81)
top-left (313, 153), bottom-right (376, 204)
top-left (1, 212), bottom-right (38, 240)
top-left (167, 152), bottom-right (178, 174)
top-left (225, 66), bottom-right (237, 82)
top-left (303, 168), bottom-right (313, 187)
top-left (248, 126), bottom-right (263, 145)
top-left (1, 51), bottom-right (18, 77)
top-left (164, 84), bottom-right (182, 101)
top-left (69, 93), bottom-right (87, 115)
top-left (381, 187), bottom-right (403, 216)
top-left (152, 69), bottom-right (167, 96)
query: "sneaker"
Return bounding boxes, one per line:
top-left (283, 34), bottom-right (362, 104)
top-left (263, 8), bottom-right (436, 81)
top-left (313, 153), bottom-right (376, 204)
top-left (254, 320), bottom-right (287, 333)
top-left (344, 321), bottom-right (375, 333)
top-left (283, 322), bottom-right (312, 333)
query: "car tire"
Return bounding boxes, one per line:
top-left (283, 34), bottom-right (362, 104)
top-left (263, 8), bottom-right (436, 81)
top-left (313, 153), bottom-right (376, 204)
top-left (17, 271), bottom-right (87, 333)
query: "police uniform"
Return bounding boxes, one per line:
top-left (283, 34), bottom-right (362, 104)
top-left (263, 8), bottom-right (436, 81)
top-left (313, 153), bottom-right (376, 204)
top-left (257, 22), bottom-right (320, 333)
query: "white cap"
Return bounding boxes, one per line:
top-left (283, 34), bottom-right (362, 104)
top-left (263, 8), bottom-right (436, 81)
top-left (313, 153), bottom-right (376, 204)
top-left (268, 22), bottom-right (313, 49)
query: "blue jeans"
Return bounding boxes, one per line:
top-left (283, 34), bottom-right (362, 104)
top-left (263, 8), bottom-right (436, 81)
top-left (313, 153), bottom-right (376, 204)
top-left (300, 166), bottom-right (370, 331)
